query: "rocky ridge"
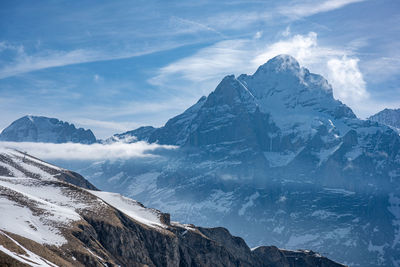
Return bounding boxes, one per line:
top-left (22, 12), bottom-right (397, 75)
top-left (0, 147), bottom-right (344, 266)
top-left (87, 55), bottom-right (400, 266)
top-left (0, 115), bottom-right (96, 144)
top-left (369, 108), bottom-right (400, 133)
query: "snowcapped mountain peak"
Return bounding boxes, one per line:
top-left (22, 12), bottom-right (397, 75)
top-left (115, 55), bottom-right (356, 148)
top-left (255, 54), bottom-right (301, 74)
top-left (235, 56), bottom-right (354, 122)
top-left (0, 115), bottom-right (97, 144)
top-left (91, 55), bottom-right (399, 266)
top-left (204, 74), bottom-right (256, 109)
top-left (237, 55), bottom-right (334, 105)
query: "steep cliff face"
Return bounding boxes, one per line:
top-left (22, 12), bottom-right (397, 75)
top-left (87, 55), bottom-right (400, 266)
top-left (0, 115), bottom-right (96, 144)
top-left (0, 148), bottom-right (344, 267)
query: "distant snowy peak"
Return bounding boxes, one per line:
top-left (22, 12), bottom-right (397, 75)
top-left (197, 54), bottom-right (356, 122)
top-left (241, 54), bottom-right (331, 96)
top-left (0, 115), bottom-right (96, 144)
top-left (254, 54), bottom-right (301, 75)
top-left (116, 55), bottom-right (358, 147)
top-left (237, 55), bottom-right (355, 120)
top-left (369, 108), bottom-right (400, 133)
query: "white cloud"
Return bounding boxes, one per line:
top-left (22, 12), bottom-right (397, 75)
top-left (0, 141), bottom-right (176, 160)
top-left (0, 46), bottom-right (103, 79)
top-left (202, 11), bottom-right (267, 31)
top-left (252, 32), bottom-right (320, 66)
top-left (200, 0), bottom-right (365, 32)
top-left (149, 39), bottom-right (253, 85)
top-left (170, 16), bottom-right (226, 38)
top-left (327, 57), bottom-right (368, 102)
top-left (278, 0), bottom-right (366, 19)
top-left (0, 42), bottom-right (191, 80)
top-left (0, 0), bottom-right (367, 81)
top-left (253, 32), bottom-right (368, 105)
top-left (150, 31), bottom-right (369, 115)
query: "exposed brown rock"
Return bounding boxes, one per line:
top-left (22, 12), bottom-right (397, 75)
top-left (0, 149), bottom-right (347, 267)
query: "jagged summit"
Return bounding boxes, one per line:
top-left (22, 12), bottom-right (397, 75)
top-left (369, 108), bottom-right (400, 133)
top-left (202, 55), bottom-right (351, 122)
top-left (0, 115), bottom-right (96, 144)
top-left (208, 55), bottom-right (347, 116)
top-left (255, 54), bottom-right (301, 74)
top-left (75, 55), bottom-right (399, 266)
top-left (239, 55), bottom-right (335, 102)
top-left (113, 55), bottom-right (357, 147)
top-left (204, 74), bottom-right (256, 110)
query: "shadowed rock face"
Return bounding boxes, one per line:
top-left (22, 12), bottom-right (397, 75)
top-left (0, 148), bottom-right (345, 266)
top-left (87, 55), bottom-right (400, 266)
top-left (0, 115), bottom-right (96, 144)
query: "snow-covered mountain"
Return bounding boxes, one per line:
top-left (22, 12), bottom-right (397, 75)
top-left (81, 55), bottom-right (400, 266)
top-left (369, 108), bottom-right (400, 133)
top-left (0, 148), bottom-right (343, 266)
top-left (0, 115), bottom-right (96, 144)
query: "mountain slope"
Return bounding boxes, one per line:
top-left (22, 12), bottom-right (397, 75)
top-left (0, 148), bottom-right (344, 267)
top-left (84, 55), bottom-right (400, 266)
top-left (369, 108), bottom-right (400, 133)
top-left (0, 115), bottom-right (96, 144)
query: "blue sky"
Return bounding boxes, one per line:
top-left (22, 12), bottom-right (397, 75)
top-left (0, 0), bottom-right (399, 138)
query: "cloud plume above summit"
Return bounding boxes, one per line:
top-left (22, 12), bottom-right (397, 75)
top-left (151, 32), bottom-right (368, 112)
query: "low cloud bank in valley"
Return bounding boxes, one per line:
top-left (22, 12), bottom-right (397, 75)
top-left (0, 141), bottom-right (176, 160)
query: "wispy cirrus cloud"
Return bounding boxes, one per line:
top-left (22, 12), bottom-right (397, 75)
top-left (149, 31), bottom-right (369, 116)
top-left (278, 0), bottom-right (366, 19)
top-left (169, 16), bottom-right (226, 38)
top-left (201, 0), bottom-right (367, 31)
top-left (0, 0), bottom-right (367, 80)
top-left (0, 42), bottom-right (191, 80)
top-left (149, 39), bottom-right (253, 86)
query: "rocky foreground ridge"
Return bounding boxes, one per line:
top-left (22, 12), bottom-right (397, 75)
top-left (0, 147), bottom-right (344, 266)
